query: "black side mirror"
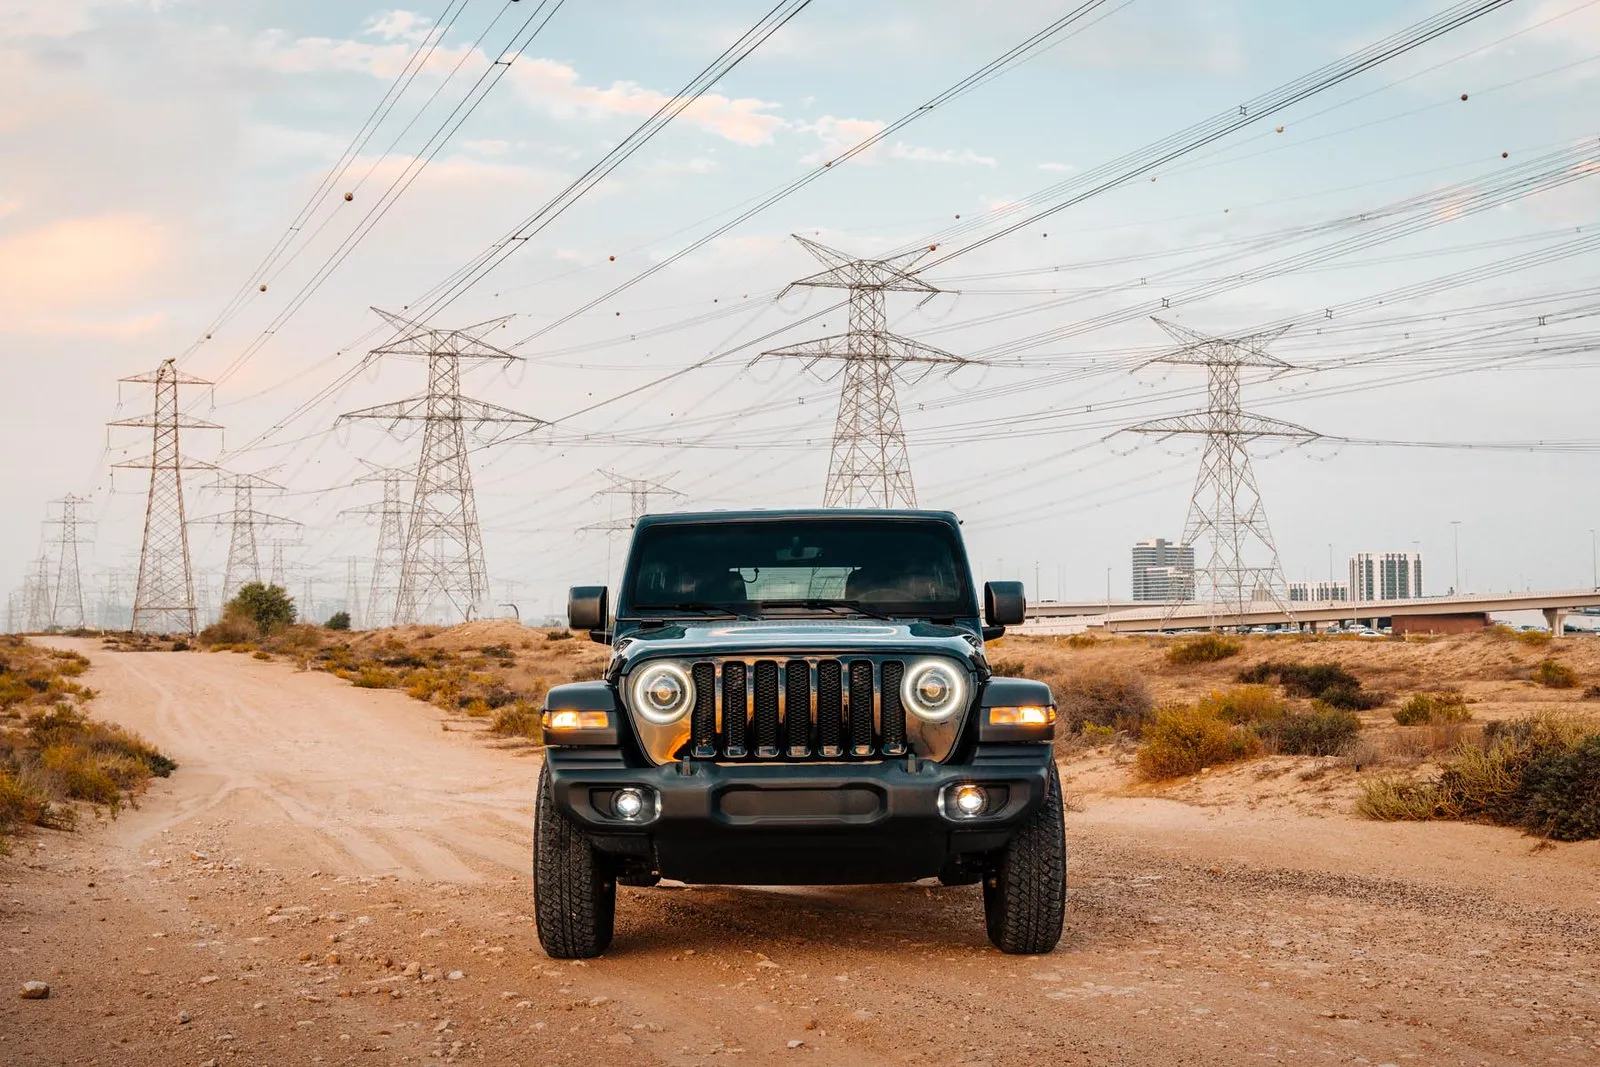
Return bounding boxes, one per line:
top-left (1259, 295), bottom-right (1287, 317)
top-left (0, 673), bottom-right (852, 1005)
top-left (568, 586), bottom-right (609, 634)
top-left (984, 581), bottom-right (1026, 627)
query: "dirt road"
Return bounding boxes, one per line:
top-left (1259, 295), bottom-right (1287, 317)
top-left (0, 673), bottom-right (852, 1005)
top-left (3, 641), bottom-right (1599, 1066)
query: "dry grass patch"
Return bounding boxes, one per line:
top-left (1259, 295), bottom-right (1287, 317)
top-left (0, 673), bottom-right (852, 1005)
top-left (1533, 658), bottom-right (1579, 689)
top-left (1166, 634), bottom-right (1242, 666)
top-left (1393, 689), bottom-right (1471, 725)
top-left (1134, 703), bottom-right (1262, 780)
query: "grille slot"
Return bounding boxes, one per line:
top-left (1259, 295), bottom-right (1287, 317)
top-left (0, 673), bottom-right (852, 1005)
top-left (690, 662), bottom-right (717, 758)
top-left (784, 660), bottom-right (811, 756)
top-left (880, 660), bottom-right (907, 756)
top-left (752, 660), bottom-right (780, 758)
top-left (721, 661), bottom-right (748, 757)
top-left (847, 660), bottom-right (875, 757)
top-left (816, 660), bottom-right (844, 757)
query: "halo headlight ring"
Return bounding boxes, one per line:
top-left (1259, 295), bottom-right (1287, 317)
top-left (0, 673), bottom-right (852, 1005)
top-left (629, 661), bottom-right (694, 725)
top-left (901, 659), bottom-right (969, 722)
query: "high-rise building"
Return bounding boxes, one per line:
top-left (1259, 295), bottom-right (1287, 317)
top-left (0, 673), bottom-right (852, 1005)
top-left (1288, 580), bottom-right (1349, 602)
top-left (1132, 538), bottom-right (1195, 601)
top-left (1349, 552), bottom-right (1423, 601)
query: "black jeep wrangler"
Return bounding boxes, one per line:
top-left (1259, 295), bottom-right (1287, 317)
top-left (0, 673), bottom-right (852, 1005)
top-left (534, 509), bottom-right (1064, 956)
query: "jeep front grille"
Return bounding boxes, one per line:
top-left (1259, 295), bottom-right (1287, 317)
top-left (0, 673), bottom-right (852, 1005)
top-left (686, 657), bottom-right (908, 762)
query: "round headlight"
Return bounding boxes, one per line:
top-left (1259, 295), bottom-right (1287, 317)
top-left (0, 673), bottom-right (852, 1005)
top-left (902, 660), bottom-right (968, 722)
top-left (630, 662), bottom-right (693, 725)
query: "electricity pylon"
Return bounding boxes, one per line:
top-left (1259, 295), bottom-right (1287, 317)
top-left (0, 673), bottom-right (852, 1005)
top-left (1129, 319), bottom-right (1318, 626)
top-left (194, 472), bottom-right (301, 609)
top-left (343, 557), bottom-right (363, 629)
top-left (341, 464), bottom-right (408, 630)
top-left (338, 309), bottom-right (546, 625)
top-left (24, 556), bottom-right (53, 632)
top-left (109, 359), bottom-right (219, 634)
top-left (42, 494), bottom-right (94, 629)
top-left (761, 236), bottom-right (970, 508)
top-left (581, 469), bottom-right (683, 533)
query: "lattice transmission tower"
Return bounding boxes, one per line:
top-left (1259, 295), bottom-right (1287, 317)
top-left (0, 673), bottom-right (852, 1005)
top-left (761, 236), bottom-right (970, 508)
top-left (41, 494), bottom-right (94, 629)
top-left (343, 557), bottom-right (363, 630)
top-left (23, 556), bottom-right (53, 632)
top-left (339, 309), bottom-right (545, 625)
top-left (341, 464), bottom-right (409, 629)
top-left (195, 473), bottom-right (301, 608)
top-left (581, 469), bottom-right (682, 533)
top-left (109, 359), bottom-right (219, 634)
top-left (1129, 319), bottom-right (1319, 625)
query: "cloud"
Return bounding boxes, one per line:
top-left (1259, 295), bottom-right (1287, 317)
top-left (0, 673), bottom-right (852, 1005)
top-left (365, 9), bottom-right (434, 44)
top-left (888, 142), bottom-right (997, 167)
top-left (463, 138), bottom-right (512, 156)
top-left (507, 58), bottom-right (783, 146)
top-left (1037, 161), bottom-right (1073, 173)
top-left (797, 115), bottom-right (887, 164)
top-left (0, 213), bottom-right (170, 335)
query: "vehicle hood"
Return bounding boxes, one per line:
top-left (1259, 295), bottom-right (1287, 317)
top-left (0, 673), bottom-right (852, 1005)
top-left (611, 619), bottom-right (984, 672)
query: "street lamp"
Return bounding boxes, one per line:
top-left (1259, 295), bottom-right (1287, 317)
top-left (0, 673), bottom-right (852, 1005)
top-left (1451, 521), bottom-right (1462, 594)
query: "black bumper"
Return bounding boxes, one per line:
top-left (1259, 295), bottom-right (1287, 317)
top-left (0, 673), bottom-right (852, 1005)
top-left (545, 745), bottom-right (1054, 885)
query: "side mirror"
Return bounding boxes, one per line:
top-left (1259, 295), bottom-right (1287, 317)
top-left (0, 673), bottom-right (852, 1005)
top-left (984, 581), bottom-right (1026, 627)
top-left (568, 586), bottom-right (609, 634)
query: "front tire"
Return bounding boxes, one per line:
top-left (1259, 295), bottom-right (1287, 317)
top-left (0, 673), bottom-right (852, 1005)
top-left (533, 762), bottom-right (615, 958)
top-left (983, 762), bottom-right (1066, 954)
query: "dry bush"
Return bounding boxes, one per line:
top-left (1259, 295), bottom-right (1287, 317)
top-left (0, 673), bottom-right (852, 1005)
top-left (350, 666), bottom-right (399, 689)
top-left (1356, 713), bottom-right (1599, 838)
top-left (1258, 707), bottom-right (1362, 756)
top-left (1393, 689), bottom-right (1472, 726)
top-left (1063, 633), bottom-right (1099, 649)
top-left (1584, 685), bottom-right (1600, 700)
top-left (1134, 703), bottom-right (1262, 780)
top-left (198, 609), bottom-right (257, 647)
top-left (1533, 659), bottom-right (1578, 689)
top-left (491, 701), bottom-right (542, 739)
top-left (1195, 685), bottom-right (1286, 724)
top-left (1517, 629), bottom-right (1552, 648)
top-left (1239, 659), bottom-right (1384, 711)
top-left (1166, 634), bottom-right (1242, 666)
top-left (1056, 666), bottom-right (1155, 737)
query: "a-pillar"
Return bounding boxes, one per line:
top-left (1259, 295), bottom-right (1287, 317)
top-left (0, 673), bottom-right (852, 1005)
top-left (1544, 607), bottom-right (1568, 638)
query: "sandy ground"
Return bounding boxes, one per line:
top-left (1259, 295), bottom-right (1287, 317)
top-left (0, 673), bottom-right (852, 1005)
top-left (3, 640), bottom-right (1599, 1067)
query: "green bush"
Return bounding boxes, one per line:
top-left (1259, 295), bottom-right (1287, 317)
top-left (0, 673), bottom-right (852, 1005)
top-left (1237, 660), bottom-right (1383, 709)
top-left (1533, 659), bottom-right (1578, 689)
top-left (1518, 735), bottom-right (1600, 841)
top-left (1134, 704), bottom-right (1262, 780)
top-left (225, 582), bottom-right (297, 636)
top-left (1166, 634), bottom-right (1242, 666)
top-left (1258, 707), bottom-right (1361, 756)
top-left (1394, 690), bottom-right (1471, 726)
top-left (325, 611), bottom-right (351, 632)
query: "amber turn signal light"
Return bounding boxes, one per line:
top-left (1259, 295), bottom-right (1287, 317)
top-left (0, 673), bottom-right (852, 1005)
top-left (987, 705), bottom-right (1056, 726)
top-left (543, 710), bottom-right (611, 731)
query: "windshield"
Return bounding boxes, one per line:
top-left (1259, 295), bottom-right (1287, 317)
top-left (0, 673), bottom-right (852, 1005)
top-left (623, 519), bottom-right (974, 619)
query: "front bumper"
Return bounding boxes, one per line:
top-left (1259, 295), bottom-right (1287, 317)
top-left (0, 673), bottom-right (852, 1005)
top-left (546, 744), bottom-right (1053, 885)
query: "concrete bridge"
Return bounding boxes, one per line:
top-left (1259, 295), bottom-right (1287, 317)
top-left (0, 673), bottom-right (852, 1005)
top-left (1019, 588), bottom-right (1600, 636)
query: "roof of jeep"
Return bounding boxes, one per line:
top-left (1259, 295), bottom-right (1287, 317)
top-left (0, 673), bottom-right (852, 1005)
top-left (632, 508), bottom-right (961, 528)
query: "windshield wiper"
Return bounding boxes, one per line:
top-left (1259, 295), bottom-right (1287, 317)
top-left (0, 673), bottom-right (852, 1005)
top-left (629, 602), bottom-right (755, 620)
top-left (755, 599), bottom-right (897, 621)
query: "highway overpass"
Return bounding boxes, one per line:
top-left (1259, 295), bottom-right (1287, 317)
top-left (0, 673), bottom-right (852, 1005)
top-left (1018, 588), bottom-right (1600, 636)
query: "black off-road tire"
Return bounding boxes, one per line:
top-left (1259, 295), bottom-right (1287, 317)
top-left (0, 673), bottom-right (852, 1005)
top-left (983, 762), bottom-right (1066, 954)
top-left (533, 762), bottom-right (616, 958)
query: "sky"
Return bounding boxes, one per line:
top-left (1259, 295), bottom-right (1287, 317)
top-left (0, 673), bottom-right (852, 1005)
top-left (4, 0), bottom-right (1600, 626)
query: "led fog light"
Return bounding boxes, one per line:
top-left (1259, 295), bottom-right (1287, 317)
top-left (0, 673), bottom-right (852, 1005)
top-left (953, 784), bottom-right (987, 816)
top-left (613, 788), bottom-right (646, 820)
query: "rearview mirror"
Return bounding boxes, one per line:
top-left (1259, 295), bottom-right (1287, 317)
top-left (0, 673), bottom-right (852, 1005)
top-left (568, 586), bottom-right (609, 634)
top-left (984, 581), bottom-right (1026, 627)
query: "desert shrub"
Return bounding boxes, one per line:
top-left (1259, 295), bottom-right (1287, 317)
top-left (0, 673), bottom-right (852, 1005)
top-left (1518, 735), bottom-right (1600, 841)
top-left (1057, 667), bottom-right (1155, 735)
top-left (1195, 685), bottom-right (1286, 724)
top-left (1533, 659), bottom-right (1578, 689)
top-left (1134, 704), bottom-right (1262, 780)
top-left (1166, 634), bottom-right (1242, 666)
top-left (198, 609), bottom-right (257, 646)
top-left (545, 630), bottom-right (573, 642)
top-left (225, 582), bottom-right (297, 636)
top-left (491, 701), bottom-right (542, 739)
top-left (1259, 707), bottom-right (1361, 756)
top-left (350, 666), bottom-right (398, 689)
top-left (1240, 660), bottom-right (1383, 709)
top-left (325, 611), bottom-right (351, 632)
top-left (1235, 662), bottom-right (1275, 684)
top-left (1394, 690), bottom-right (1471, 726)
top-left (1064, 633), bottom-right (1099, 649)
top-left (480, 643), bottom-right (513, 658)
top-left (1516, 628), bottom-right (1552, 647)
top-left (987, 657), bottom-right (1027, 677)
top-left (252, 650), bottom-right (272, 661)
top-left (1357, 713), bottom-right (1598, 838)
top-left (1584, 685), bottom-right (1600, 700)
